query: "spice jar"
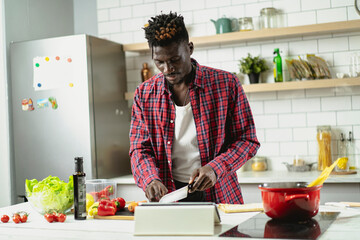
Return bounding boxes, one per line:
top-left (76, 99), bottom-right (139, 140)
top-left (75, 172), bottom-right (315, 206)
top-left (238, 17), bottom-right (254, 31)
top-left (251, 156), bottom-right (267, 171)
top-left (316, 126), bottom-right (332, 171)
top-left (260, 7), bottom-right (278, 29)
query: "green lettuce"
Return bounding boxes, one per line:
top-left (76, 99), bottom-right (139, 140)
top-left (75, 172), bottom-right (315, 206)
top-left (25, 175), bottom-right (74, 213)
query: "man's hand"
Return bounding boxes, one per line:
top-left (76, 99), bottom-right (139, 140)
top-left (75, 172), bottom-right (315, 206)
top-left (188, 165), bottom-right (217, 193)
top-left (145, 179), bottom-right (168, 202)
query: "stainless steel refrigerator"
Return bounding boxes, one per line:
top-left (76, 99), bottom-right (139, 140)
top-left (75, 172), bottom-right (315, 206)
top-left (10, 34), bottom-right (131, 202)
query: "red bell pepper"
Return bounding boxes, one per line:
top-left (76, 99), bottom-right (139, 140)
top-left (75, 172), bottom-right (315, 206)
top-left (111, 197), bottom-right (126, 211)
top-left (88, 185), bottom-right (114, 201)
top-left (97, 199), bottom-right (117, 216)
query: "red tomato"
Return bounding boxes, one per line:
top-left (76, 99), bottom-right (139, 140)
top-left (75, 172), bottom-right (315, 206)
top-left (57, 213), bottom-right (66, 222)
top-left (1, 215), bottom-right (9, 223)
top-left (12, 214), bottom-right (20, 224)
top-left (20, 214), bottom-right (28, 223)
top-left (44, 213), bottom-right (54, 223)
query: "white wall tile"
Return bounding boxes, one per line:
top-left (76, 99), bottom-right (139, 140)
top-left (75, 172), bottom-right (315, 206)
top-left (111, 32), bottom-right (133, 44)
top-left (121, 18), bottom-right (145, 32)
top-left (287, 11), bottom-right (316, 27)
top-left (156, 0), bottom-right (180, 14)
top-left (353, 96), bottom-right (360, 109)
top-left (273, 0), bottom-right (301, 13)
top-left (194, 9), bottom-right (218, 24)
top-left (321, 96), bottom-right (352, 111)
top-left (261, 42), bottom-right (289, 58)
top-left (256, 142), bottom-right (280, 156)
top-left (255, 128), bottom-right (265, 142)
top-left (266, 128), bottom-right (293, 142)
top-left (253, 115), bottom-right (279, 129)
top-left (348, 6), bottom-right (360, 20)
top-left (278, 90), bottom-right (305, 99)
top-left (98, 21), bottom-right (121, 34)
top-left (207, 48), bottom-right (234, 62)
top-left (121, 0), bottom-right (142, 6)
top-left (249, 101), bottom-right (264, 115)
top-left (279, 113), bottom-right (307, 127)
top-left (337, 111), bottom-right (360, 125)
top-left (289, 40), bottom-right (318, 55)
top-left (219, 5), bottom-right (245, 19)
top-left (248, 91), bottom-right (277, 101)
top-left (234, 45), bottom-right (261, 59)
top-left (264, 99), bottom-right (292, 113)
top-left (292, 98), bottom-right (321, 112)
top-left (98, 9), bottom-right (109, 22)
top-left (335, 85), bottom-right (360, 96)
top-left (244, 2), bottom-right (272, 17)
top-left (133, 4), bottom-right (156, 18)
top-left (180, 0), bottom-right (205, 11)
top-left (280, 142), bottom-right (308, 156)
top-left (301, 0), bottom-right (330, 11)
top-left (97, 0), bottom-right (120, 9)
top-left (307, 112), bottom-right (337, 126)
top-left (354, 126), bottom-right (360, 139)
top-left (331, 0), bottom-right (353, 7)
top-left (319, 37), bottom-right (349, 53)
top-left (205, 0), bottom-right (231, 8)
top-left (306, 88), bottom-right (335, 97)
top-left (293, 127), bottom-right (316, 140)
top-left (317, 7), bottom-right (347, 24)
top-left (308, 140), bottom-right (318, 155)
top-left (349, 36), bottom-right (360, 50)
top-left (109, 7), bottom-right (132, 20)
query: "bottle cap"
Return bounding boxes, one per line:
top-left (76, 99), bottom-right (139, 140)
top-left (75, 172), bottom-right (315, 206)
top-left (74, 157), bottom-right (84, 173)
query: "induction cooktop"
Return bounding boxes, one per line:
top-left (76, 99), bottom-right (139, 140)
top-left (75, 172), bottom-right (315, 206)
top-left (219, 212), bottom-right (340, 239)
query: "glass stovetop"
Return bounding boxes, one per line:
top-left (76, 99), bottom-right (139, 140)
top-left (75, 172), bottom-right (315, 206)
top-left (220, 212), bottom-right (340, 239)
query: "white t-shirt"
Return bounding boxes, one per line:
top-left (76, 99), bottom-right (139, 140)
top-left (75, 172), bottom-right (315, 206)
top-left (171, 102), bottom-right (201, 183)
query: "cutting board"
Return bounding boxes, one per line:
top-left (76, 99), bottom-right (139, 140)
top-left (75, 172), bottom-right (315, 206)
top-left (331, 170), bottom-right (357, 175)
top-left (218, 203), bottom-right (264, 213)
top-left (94, 208), bottom-right (134, 220)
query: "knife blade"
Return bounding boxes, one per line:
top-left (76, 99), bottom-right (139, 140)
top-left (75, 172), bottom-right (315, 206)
top-left (159, 183), bottom-right (194, 203)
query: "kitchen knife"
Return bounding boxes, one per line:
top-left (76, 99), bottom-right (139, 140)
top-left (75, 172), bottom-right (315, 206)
top-left (159, 183), bottom-right (194, 203)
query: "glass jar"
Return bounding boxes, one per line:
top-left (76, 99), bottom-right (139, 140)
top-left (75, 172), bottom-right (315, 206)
top-left (260, 7), bottom-right (278, 29)
top-left (316, 126), bottom-right (332, 171)
top-left (238, 17), bottom-right (254, 31)
top-left (251, 156), bottom-right (267, 171)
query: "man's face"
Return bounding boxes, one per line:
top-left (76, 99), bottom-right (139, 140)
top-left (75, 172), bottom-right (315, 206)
top-left (152, 41), bottom-right (194, 86)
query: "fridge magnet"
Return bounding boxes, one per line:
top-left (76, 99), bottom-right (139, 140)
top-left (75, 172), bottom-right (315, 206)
top-left (48, 97), bottom-right (58, 109)
top-left (21, 99), bottom-right (29, 111)
top-left (28, 98), bottom-right (35, 111)
top-left (33, 56), bottom-right (75, 91)
top-left (37, 98), bottom-right (49, 109)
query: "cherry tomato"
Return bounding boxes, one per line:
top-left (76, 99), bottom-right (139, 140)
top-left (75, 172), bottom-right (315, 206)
top-left (57, 213), bottom-right (66, 222)
top-left (44, 213), bottom-right (54, 223)
top-left (20, 214), bottom-right (28, 223)
top-left (12, 214), bottom-right (20, 224)
top-left (1, 215), bottom-right (9, 223)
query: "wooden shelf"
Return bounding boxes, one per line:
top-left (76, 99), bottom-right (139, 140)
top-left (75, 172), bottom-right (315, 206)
top-left (123, 19), bottom-right (360, 52)
top-left (124, 77), bottom-right (360, 100)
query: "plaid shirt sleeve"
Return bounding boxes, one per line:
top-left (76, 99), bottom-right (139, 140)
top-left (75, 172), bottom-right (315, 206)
top-left (129, 86), bottom-right (161, 191)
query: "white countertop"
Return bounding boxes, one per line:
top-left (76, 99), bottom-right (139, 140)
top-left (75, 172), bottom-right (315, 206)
top-left (0, 202), bottom-right (359, 239)
top-left (111, 170), bottom-right (360, 185)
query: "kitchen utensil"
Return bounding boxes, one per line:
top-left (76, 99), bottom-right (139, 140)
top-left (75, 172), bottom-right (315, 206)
top-left (210, 16), bottom-right (233, 34)
top-left (259, 182), bottom-right (322, 220)
top-left (218, 203), bottom-right (263, 213)
top-left (307, 157), bottom-right (340, 187)
top-left (282, 162), bottom-right (316, 172)
top-left (159, 183), bottom-right (193, 203)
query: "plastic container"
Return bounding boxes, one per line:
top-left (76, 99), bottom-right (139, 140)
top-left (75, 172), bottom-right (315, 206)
top-left (316, 126), bottom-right (332, 171)
top-left (86, 179), bottom-right (117, 202)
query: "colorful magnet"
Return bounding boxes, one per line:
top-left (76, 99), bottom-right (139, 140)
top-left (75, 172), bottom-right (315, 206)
top-left (35, 63), bottom-right (40, 67)
top-left (22, 99), bottom-right (29, 111)
top-left (37, 98), bottom-right (49, 109)
top-left (48, 97), bottom-right (58, 109)
top-left (55, 56), bottom-right (60, 61)
top-left (67, 58), bottom-right (72, 63)
top-left (37, 83), bottom-right (42, 88)
top-left (28, 98), bottom-right (35, 111)
top-left (69, 83), bottom-right (74, 87)
top-left (45, 57), bottom-right (50, 61)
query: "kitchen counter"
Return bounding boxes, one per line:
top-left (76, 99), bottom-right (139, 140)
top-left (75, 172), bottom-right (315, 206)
top-left (0, 202), bottom-right (359, 239)
top-left (111, 170), bottom-right (360, 185)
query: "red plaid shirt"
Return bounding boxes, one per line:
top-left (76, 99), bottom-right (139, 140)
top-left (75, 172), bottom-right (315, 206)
top-left (129, 59), bottom-right (260, 204)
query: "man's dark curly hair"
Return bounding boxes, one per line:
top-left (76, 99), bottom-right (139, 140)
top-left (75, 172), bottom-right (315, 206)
top-left (143, 12), bottom-right (189, 47)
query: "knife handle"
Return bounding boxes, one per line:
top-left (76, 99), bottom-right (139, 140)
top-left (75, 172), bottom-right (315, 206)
top-left (188, 182), bottom-right (195, 191)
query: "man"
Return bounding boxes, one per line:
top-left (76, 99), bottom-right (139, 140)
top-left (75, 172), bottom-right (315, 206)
top-left (129, 12), bottom-right (260, 204)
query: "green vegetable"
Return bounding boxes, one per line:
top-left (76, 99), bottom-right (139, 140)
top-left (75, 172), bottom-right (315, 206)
top-left (25, 175), bottom-right (74, 214)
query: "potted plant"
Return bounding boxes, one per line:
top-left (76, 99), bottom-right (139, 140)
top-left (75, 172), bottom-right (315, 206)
top-left (239, 53), bottom-right (269, 84)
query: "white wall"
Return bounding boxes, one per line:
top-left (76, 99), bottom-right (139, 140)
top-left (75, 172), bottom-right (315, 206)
top-left (0, 0), bottom-right (11, 207)
top-left (96, 0), bottom-right (360, 171)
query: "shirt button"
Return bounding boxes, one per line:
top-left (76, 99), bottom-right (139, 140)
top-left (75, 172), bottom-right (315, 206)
top-left (167, 141), bottom-right (171, 144)
top-left (170, 120), bottom-right (174, 123)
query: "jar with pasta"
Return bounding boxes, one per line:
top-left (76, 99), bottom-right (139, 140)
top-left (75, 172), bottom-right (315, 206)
top-left (316, 125), bottom-right (332, 171)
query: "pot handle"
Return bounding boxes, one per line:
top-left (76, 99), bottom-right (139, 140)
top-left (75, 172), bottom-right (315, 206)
top-left (285, 194), bottom-right (309, 202)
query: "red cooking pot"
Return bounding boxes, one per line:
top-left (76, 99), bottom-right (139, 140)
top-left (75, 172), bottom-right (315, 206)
top-left (258, 182), bottom-right (322, 221)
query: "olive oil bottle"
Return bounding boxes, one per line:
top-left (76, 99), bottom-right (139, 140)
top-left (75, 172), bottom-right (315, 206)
top-left (73, 157), bottom-right (87, 220)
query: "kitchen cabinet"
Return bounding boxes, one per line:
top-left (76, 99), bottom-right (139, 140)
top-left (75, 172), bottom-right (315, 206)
top-left (123, 19), bottom-right (360, 100)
